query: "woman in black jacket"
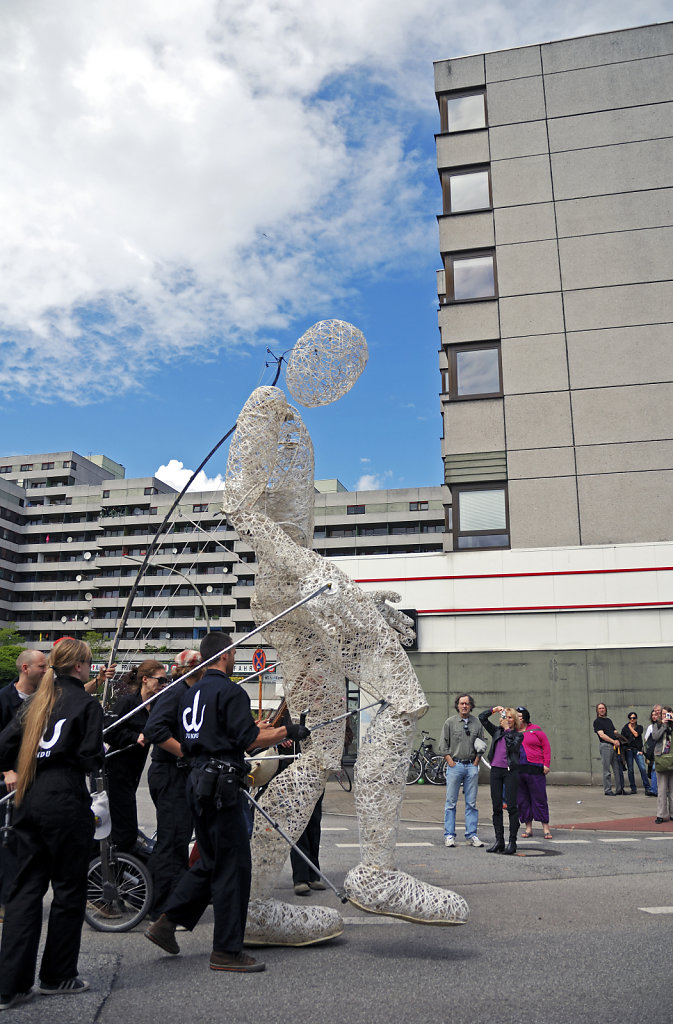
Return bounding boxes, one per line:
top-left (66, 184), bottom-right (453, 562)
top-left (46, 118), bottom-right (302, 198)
top-left (0, 638), bottom-right (104, 1009)
top-left (479, 706), bottom-right (524, 855)
top-left (105, 660), bottom-right (168, 853)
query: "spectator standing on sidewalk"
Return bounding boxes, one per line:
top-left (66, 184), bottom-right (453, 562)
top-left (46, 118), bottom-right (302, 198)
top-left (621, 712), bottom-right (653, 795)
top-left (516, 708), bottom-right (552, 840)
top-left (593, 704), bottom-right (628, 796)
top-left (651, 705), bottom-right (673, 824)
top-left (644, 705), bottom-right (662, 797)
top-left (438, 695), bottom-right (486, 849)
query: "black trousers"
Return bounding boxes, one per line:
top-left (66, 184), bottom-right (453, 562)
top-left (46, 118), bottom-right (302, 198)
top-left (163, 778), bottom-right (251, 954)
top-left (0, 783), bottom-right (17, 907)
top-left (291, 792), bottom-right (323, 883)
top-left (0, 770), bottom-right (94, 996)
top-left (489, 766), bottom-right (520, 837)
top-left (148, 761), bottom-right (192, 917)
top-left (107, 764), bottom-right (142, 853)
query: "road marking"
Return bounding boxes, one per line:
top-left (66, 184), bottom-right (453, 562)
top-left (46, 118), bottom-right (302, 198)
top-left (647, 836), bottom-right (673, 840)
top-left (597, 837), bottom-right (639, 843)
top-left (540, 839), bottom-right (590, 844)
top-left (406, 826), bottom-right (441, 831)
top-left (395, 842), bottom-right (434, 847)
top-left (639, 906), bottom-right (673, 915)
top-left (335, 843), bottom-right (362, 848)
top-left (322, 827), bottom-right (349, 831)
top-left (343, 917), bottom-right (396, 926)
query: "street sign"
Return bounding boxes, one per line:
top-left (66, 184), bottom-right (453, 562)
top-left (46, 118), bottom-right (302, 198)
top-left (252, 648), bottom-right (266, 673)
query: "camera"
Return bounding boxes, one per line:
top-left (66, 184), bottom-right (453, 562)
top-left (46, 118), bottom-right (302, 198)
top-left (500, 711), bottom-right (507, 720)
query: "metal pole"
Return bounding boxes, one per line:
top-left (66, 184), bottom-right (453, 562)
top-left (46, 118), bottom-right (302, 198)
top-left (242, 787), bottom-right (347, 903)
top-left (123, 554), bottom-right (211, 632)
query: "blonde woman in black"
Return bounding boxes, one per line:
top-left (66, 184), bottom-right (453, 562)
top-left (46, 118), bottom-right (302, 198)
top-left (0, 639), bottom-right (104, 1011)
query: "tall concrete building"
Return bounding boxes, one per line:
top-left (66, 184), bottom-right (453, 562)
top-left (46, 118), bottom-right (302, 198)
top-left (434, 21), bottom-right (673, 552)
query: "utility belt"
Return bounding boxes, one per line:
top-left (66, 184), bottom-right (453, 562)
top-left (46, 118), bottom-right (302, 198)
top-left (192, 758), bottom-right (246, 812)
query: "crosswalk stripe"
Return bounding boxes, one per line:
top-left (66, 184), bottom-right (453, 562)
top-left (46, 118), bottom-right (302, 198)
top-left (639, 906), bottom-right (673, 914)
top-left (597, 837), bottom-right (639, 843)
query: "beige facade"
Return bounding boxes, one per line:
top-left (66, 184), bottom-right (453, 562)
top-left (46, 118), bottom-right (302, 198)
top-left (435, 22), bottom-right (673, 551)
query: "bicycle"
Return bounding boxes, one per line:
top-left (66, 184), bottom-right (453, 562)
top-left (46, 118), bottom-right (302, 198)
top-left (329, 762), bottom-right (352, 792)
top-left (84, 773), bottom-right (154, 933)
top-left (406, 731), bottom-right (446, 786)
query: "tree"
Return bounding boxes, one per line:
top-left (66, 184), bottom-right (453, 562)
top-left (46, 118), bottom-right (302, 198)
top-left (0, 624), bottom-right (25, 649)
top-left (82, 630), bottom-right (110, 664)
top-left (0, 645), bottom-right (23, 688)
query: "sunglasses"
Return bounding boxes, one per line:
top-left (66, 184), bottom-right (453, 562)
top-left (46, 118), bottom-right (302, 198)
top-left (462, 722), bottom-right (471, 737)
top-left (152, 676), bottom-right (169, 685)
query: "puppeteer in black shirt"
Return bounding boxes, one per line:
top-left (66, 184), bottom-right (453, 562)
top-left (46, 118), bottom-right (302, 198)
top-left (178, 668), bottom-right (259, 773)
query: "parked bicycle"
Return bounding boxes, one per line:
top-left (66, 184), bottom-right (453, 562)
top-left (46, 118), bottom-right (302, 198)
top-left (406, 731), bottom-right (446, 785)
top-left (330, 762), bottom-right (353, 792)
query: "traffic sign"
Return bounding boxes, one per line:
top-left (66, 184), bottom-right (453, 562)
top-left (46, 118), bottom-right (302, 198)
top-left (252, 649), bottom-right (266, 673)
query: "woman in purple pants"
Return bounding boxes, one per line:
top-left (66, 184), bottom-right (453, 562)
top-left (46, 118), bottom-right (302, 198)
top-left (516, 708), bottom-right (552, 839)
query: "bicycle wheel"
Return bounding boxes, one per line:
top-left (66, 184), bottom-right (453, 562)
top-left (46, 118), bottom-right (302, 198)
top-left (333, 765), bottom-right (352, 792)
top-left (425, 754), bottom-right (448, 786)
top-left (85, 851), bottom-right (153, 932)
top-left (406, 753), bottom-right (423, 785)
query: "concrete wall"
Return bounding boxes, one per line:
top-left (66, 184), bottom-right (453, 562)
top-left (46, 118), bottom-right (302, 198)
top-left (410, 646), bottom-right (671, 785)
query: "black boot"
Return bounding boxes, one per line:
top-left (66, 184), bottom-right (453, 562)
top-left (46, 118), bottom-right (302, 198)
top-left (503, 826), bottom-right (518, 855)
top-left (486, 825), bottom-right (505, 853)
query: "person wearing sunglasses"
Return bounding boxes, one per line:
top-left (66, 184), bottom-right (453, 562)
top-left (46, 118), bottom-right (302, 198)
top-left (105, 659), bottom-right (170, 854)
top-left (620, 712), bottom-right (653, 795)
top-left (438, 695), bottom-right (487, 848)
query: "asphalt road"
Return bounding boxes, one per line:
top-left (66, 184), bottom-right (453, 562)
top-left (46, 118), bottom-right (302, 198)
top-left (4, 780), bottom-right (672, 1024)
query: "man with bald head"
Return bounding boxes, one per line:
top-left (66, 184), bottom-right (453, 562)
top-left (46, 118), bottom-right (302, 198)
top-left (0, 648), bottom-right (48, 913)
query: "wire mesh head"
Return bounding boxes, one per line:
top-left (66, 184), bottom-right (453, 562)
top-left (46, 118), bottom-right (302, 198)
top-left (285, 319), bottom-right (368, 407)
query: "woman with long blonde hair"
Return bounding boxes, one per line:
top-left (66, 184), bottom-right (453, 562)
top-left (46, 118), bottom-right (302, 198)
top-left (478, 706), bottom-right (524, 855)
top-left (0, 638), bottom-right (103, 1011)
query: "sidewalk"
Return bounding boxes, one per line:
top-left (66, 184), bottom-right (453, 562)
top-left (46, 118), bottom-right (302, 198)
top-left (323, 779), bottom-right (673, 833)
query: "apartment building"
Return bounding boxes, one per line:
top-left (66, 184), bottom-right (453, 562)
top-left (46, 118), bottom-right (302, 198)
top-left (0, 452), bottom-right (443, 676)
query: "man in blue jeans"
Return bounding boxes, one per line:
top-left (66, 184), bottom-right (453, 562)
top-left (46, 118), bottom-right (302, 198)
top-left (438, 695), bottom-right (486, 848)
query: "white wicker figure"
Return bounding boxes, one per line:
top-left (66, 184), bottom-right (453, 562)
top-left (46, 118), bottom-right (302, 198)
top-left (223, 322), bottom-right (468, 947)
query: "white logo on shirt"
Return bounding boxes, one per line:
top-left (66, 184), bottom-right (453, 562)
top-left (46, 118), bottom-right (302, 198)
top-left (182, 691), bottom-right (205, 736)
top-left (38, 718), bottom-right (66, 750)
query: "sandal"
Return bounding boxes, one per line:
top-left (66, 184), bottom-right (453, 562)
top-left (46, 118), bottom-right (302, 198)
top-left (543, 831), bottom-right (553, 840)
top-left (521, 831), bottom-right (533, 839)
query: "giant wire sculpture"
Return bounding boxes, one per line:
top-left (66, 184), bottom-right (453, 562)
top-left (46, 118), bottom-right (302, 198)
top-left (222, 320), bottom-right (469, 946)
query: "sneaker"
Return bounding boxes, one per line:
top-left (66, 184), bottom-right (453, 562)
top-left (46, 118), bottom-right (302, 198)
top-left (87, 899), bottom-right (122, 919)
top-left (145, 913), bottom-right (180, 955)
top-left (308, 881), bottom-right (326, 890)
top-left (466, 836), bottom-right (484, 848)
top-left (293, 882), bottom-right (310, 895)
top-left (38, 977), bottom-right (89, 995)
top-left (0, 991), bottom-right (32, 1010)
top-left (209, 951), bottom-right (265, 973)
top-left (444, 836), bottom-right (455, 847)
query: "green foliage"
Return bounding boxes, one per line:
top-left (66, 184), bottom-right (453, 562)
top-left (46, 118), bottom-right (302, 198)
top-left (0, 645), bottom-right (24, 688)
top-left (0, 624), bottom-right (25, 649)
top-left (82, 630), bottom-right (109, 663)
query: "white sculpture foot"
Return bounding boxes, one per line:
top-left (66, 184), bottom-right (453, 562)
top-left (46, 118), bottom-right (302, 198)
top-left (244, 898), bottom-right (344, 947)
top-left (345, 864), bottom-right (469, 926)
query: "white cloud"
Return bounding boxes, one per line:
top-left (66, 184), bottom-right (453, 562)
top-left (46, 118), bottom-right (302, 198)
top-left (355, 470), bottom-right (394, 490)
top-left (156, 458), bottom-right (225, 492)
top-left (0, 0), bottom-right (666, 399)
top-left (360, 457), bottom-right (371, 464)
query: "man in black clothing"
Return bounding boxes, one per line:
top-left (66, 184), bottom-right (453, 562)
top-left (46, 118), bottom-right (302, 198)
top-left (145, 632), bottom-right (309, 973)
top-left (143, 663), bottom-right (199, 919)
top-left (593, 703), bottom-right (628, 796)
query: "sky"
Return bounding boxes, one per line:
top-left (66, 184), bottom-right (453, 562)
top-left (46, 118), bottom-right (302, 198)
top-left (0, 0), bottom-right (669, 493)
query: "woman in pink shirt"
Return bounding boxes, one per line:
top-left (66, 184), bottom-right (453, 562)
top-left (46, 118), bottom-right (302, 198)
top-left (516, 708), bottom-right (552, 839)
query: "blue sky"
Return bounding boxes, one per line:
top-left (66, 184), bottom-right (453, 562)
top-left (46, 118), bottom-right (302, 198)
top-left (0, 0), bottom-right (669, 492)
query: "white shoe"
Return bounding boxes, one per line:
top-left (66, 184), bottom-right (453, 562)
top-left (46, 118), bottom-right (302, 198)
top-left (444, 836), bottom-right (455, 847)
top-left (345, 864), bottom-right (469, 926)
top-left (245, 899), bottom-right (344, 947)
top-left (466, 836), bottom-right (484, 848)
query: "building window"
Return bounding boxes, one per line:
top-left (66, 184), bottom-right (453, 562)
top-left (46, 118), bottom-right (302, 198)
top-left (347, 504), bottom-right (365, 515)
top-left (358, 525), bottom-right (387, 536)
top-left (192, 504), bottom-right (208, 513)
top-left (409, 501), bottom-right (428, 512)
top-left (328, 527), bottom-right (356, 539)
top-left (41, 461), bottom-right (54, 470)
top-left (443, 252), bottom-right (496, 302)
top-left (439, 90), bottom-right (487, 133)
top-left (446, 343), bottom-right (502, 399)
top-left (62, 460), bottom-right (76, 469)
top-left (20, 464), bottom-right (33, 472)
top-left (144, 487), bottom-right (158, 495)
top-left (0, 467), bottom-right (12, 474)
top-left (453, 485), bottom-right (509, 549)
top-left (102, 490), bottom-right (110, 498)
top-left (442, 168), bottom-right (491, 214)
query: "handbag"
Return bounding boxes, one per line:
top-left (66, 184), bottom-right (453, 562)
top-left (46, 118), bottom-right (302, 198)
top-left (654, 753), bottom-right (673, 773)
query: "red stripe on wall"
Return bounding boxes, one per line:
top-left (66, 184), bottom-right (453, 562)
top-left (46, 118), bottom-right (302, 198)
top-left (354, 565), bottom-right (673, 585)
